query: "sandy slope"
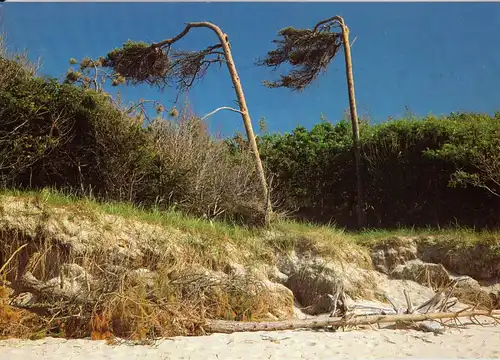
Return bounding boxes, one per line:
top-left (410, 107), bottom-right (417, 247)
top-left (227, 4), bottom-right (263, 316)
top-left (1, 320), bottom-right (499, 360)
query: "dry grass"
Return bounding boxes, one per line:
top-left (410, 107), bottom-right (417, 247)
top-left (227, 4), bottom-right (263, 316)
top-left (353, 227), bottom-right (500, 248)
top-left (1, 189), bottom-right (499, 340)
top-left (0, 189), bottom-right (302, 340)
top-left (0, 242), bottom-right (47, 340)
top-left (267, 219), bottom-right (371, 269)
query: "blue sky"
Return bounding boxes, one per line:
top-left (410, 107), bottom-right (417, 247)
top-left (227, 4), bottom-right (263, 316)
top-left (2, 2), bottom-right (500, 137)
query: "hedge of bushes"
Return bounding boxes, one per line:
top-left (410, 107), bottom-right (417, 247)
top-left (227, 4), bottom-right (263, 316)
top-left (0, 52), bottom-right (264, 225)
top-left (2, 49), bottom-right (499, 229)
top-left (257, 112), bottom-right (500, 229)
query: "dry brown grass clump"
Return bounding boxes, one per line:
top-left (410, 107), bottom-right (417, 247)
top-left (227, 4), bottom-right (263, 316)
top-left (268, 220), bottom-right (372, 269)
top-left (145, 105), bottom-right (266, 226)
top-left (0, 289), bottom-right (46, 340)
top-left (0, 242), bottom-right (47, 340)
top-left (0, 193), bottom-right (294, 340)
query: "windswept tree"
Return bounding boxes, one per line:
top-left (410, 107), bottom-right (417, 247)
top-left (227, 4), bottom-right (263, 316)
top-left (66, 22), bottom-right (272, 225)
top-left (257, 16), bottom-right (365, 228)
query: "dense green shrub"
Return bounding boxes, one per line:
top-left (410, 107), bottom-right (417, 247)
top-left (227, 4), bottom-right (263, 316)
top-left (2, 45), bottom-right (499, 229)
top-left (0, 55), bottom-right (152, 196)
top-left (259, 113), bottom-right (500, 229)
top-left (258, 121), bottom-right (354, 223)
top-left (0, 51), bottom-right (263, 225)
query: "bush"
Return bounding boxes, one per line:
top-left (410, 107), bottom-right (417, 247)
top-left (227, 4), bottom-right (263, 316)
top-left (3, 41), bottom-right (498, 230)
top-left (0, 48), bottom-right (263, 225)
top-left (140, 108), bottom-right (264, 224)
top-left (260, 113), bottom-right (500, 229)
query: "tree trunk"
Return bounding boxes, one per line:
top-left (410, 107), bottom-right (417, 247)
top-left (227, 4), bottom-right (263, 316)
top-left (204, 309), bottom-right (500, 334)
top-left (338, 18), bottom-right (365, 229)
top-left (199, 23), bottom-right (272, 226)
top-left (154, 22), bottom-right (272, 226)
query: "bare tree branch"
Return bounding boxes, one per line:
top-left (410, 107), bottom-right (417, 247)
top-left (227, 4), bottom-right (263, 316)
top-left (201, 106), bottom-right (244, 120)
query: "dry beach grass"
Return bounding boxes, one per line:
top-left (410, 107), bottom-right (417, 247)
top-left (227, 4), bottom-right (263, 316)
top-left (0, 189), bottom-right (499, 343)
top-left (0, 189), bottom-right (370, 340)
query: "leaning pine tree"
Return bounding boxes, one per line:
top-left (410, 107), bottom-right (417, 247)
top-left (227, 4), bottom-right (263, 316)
top-left (70, 22), bottom-right (273, 226)
top-left (257, 16), bottom-right (365, 228)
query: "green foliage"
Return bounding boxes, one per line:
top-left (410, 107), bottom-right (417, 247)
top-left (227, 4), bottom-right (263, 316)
top-left (2, 45), bottom-right (499, 230)
top-left (93, 38), bottom-right (225, 91)
top-left (102, 40), bottom-right (169, 86)
top-left (423, 112), bottom-right (500, 198)
top-left (0, 53), bottom-right (263, 225)
top-left (259, 120), bottom-right (353, 215)
top-left (0, 55), bottom-right (152, 196)
top-left (257, 25), bottom-right (343, 90)
top-left (106, 40), bottom-right (150, 59)
top-left (259, 112), bottom-right (500, 229)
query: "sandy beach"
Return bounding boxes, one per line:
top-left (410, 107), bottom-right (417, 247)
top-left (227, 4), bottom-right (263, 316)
top-left (1, 320), bottom-right (499, 360)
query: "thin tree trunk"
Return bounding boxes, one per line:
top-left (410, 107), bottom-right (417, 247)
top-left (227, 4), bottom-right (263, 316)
top-left (338, 18), bottom-right (365, 229)
top-left (180, 22), bottom-right (272, 225)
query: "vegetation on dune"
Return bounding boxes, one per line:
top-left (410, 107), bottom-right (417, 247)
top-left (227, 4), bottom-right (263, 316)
top-left (0, 189), bottom-right (498, 339)
top-left (64, 20), bottom-right (272, 225)
top-left (0, 14), bottom-right (500, 341)
top-left (0, 38), bottom-right (267, 226)
top-left (254, 112), bottom-right (500, 229)
top-left (1, 26), bottom-right (499, 231)
top-left (0, 188), bottom-right (371, 340)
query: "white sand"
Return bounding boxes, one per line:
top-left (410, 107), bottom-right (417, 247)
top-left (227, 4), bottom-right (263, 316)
top-left (1, 320), bottom-right (500, 360)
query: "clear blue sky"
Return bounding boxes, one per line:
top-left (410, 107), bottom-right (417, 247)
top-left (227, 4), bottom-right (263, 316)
top-left (2, 2), bottom-right (500, 137)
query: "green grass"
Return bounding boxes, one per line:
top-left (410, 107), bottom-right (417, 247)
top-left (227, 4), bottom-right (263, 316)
top-left (0, 187), bottom-right (277, 267)
top-left (0, 187), bottom-right (352, 245)
top-left (0, 187), bottom-right (253, 238)
top-left (353, 226), bottom-right (500, 250)
top-left (0, 187), bottom-right (369, 268)
top-left (1, 187), bottom-right (499, 263)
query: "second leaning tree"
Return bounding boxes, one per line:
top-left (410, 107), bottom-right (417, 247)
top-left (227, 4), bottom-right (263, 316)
top-left (258, 16), bottom-right (365, 228)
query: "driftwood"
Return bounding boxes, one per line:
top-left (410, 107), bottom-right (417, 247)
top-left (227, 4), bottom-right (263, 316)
top-left (204, 277), bottom-right (500, 334)
top-left (204, 309), bottom-right (500, 334)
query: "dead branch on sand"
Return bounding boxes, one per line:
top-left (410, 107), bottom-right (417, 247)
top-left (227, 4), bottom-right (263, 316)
top-left (204, 309), bottom-right (500, 334)
top-left (7, 270), bottom-right (500, 337)
top-left (204, 277), bottom-right (500, 334)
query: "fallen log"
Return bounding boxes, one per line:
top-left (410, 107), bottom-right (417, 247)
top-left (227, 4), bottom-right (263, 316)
top-left (203, 309), bottom-right (500, 334)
